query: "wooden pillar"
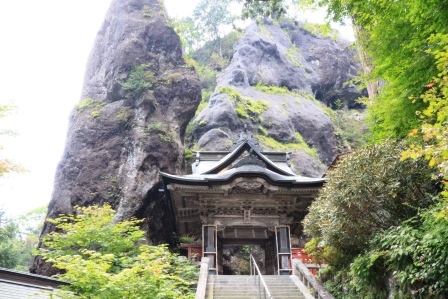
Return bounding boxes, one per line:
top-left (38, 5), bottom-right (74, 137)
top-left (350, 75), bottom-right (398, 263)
top-left (275, 226), bottom-right (292, 275)
top-left (202, 225), bottom-right (217, 274)
top-left (264, 236), bottom-right (276, 275)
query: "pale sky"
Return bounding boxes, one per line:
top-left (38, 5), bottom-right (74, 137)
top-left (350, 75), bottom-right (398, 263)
top-left (0, 0), bottom-right (352, 217)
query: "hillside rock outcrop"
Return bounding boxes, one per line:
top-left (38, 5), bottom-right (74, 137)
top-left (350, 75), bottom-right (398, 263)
top-left (192, 20), bottom-right (365, 177)
top-left (31, 0), bottom-right (201, 275)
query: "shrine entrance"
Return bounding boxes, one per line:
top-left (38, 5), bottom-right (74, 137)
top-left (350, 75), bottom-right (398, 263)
top-left (161, 129), bottom-right (324, 275)
top-left (202, 225), bottom-right (293, 275)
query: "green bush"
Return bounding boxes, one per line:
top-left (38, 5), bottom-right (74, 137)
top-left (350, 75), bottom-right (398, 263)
top-left (304, 140), bottom-right (438, 253)
top-left (115, 107), bottom-right (134, 127)
top-left (38, 205), bottom-right (198, 299)
top-left (76, 98), bottom-right (105, 112)
top-left (184, 148), bottom-right (194, 160)
top-left (219, 86), bottom-right (270, 121)
top-left (123, 65), bottom-right (155, 99)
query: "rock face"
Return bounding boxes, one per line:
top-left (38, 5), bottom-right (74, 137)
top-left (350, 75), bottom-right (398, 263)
top-left (31, 0), bottom-right (201, 275)
top-left (192, 20), bottom-right (365, 177)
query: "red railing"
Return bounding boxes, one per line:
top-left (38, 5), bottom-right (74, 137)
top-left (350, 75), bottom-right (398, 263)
top-left (291, 248), bottom-right (327, 275)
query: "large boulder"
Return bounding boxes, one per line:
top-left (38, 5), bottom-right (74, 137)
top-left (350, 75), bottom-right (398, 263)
top-left (192, 20), bottom-right (365, 177)
top-left (31, 0), bottom-right (201, 275)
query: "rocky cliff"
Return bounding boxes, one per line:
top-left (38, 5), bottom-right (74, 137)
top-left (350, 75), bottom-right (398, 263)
top-left (31, 0), bottom-right (201, 275)
top-left (191, 20), bottom-right (366, 177)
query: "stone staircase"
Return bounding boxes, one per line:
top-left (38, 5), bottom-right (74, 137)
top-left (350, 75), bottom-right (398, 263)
top-left (206, 275), bottom-right (306, 299)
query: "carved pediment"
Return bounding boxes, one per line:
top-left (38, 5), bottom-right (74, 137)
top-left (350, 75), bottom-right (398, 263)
top-left (231, 181), bottom-right (264, 194)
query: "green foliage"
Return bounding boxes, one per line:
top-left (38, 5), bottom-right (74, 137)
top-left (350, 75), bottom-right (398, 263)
top-left (197, 64), bottom-right (218, 91)
top-left (259, 25), bottom-right (273, 38)
top-left (39, 205), bottom-right (198, 299)
top-left (142, 5), bottom-right (151, 18)
top-left (402, 34), bottom-right (448, 202)
top-left (0, 215), bottom-right (19, 269)
top-left (258, 126), bottom-right (268, 136)
top-left (0, 205), bottom-right (47, 270)
top-left (184, 148), bottom-right (194, 160)
top-left (162, 72), bottom-right (184, 85)
top-left (123, 65), bottom-right (155, 99)
top-left (76, 98), bottom-right (105, 119)
top-left (115, 107), bottom-right (134, 127)
top-left (303, 237), bottom-right (341, 265)
top-left (146, 121), bottom-right (164, 132)
top-left (219, 86), bottom-right (270, 121)
top-left (192, 30), bottom-right (242, 67)
top-left (302, 23), bottom-right (336, 39)
top-left (192, 0), bottom-right (235, 57)
top-left (171, 17), bottom-right (202, 55)
top-left (0, 103), bottom-right (24, 177)
top-left (256, 134), bottom-right (317, 156)
top-left (327, 109), bottom-right (368, 149)
top-left (194, 91), bottom-right (212, 117)
top-left (240, 0), bottom-right (289, 20)
top-left (209, 52), bottom-right (228, 71)
top-left (349, 200), bottom-right (448, 297)
top-left (304, 141), bottom-right (438, 254)
top-left (285, 44), bottom-right (303, 68)
top-left (158, 132), bottom-right (175, 143)
top-left (76, 98), bottom-right (105, 112)
top-left (144, 121), bottom-right (176, 143)
top-left (254, 82), bottom-right (291, 95)
top-left (0, 103), bottom-right (16, 118)
top-left (325, 0), bottom-right (447, 141)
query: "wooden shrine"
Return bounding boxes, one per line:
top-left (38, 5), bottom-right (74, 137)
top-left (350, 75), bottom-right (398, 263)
top-left (161, 128), bottom-right (325, 274)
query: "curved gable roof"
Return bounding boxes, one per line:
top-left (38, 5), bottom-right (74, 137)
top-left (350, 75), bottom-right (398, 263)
top-left (202, 141), bottom-right (294, 176)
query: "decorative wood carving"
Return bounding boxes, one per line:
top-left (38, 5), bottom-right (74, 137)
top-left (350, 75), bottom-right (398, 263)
top-left (231, 181), bottom-right (264, 194)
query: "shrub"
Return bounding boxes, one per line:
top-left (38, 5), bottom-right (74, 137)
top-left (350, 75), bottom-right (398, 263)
top-left (304, 140), bottom-right (438, 254)
top-left (115, 107), bottom-right (134, 127)
top-left (38, 205), bottom-right (198, 299)
top-left (219, 86), bottom-right (270, 121)
top-left (76, 98), bottom-right (105, 112)
top-left (123, 65), bottom-right (155, 99)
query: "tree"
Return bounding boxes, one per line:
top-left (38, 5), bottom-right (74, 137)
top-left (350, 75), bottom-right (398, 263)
top-left (0, 205), bottom-right (49, 271)
top-left (303, 141), bottom-right (438, 254)
top-left (13, 206), bottom-right (48, 271)
top-left (0, 103), bottom-right (24, 177)
top-left (0, 208), bottom-right (20, 269)
top-left (402, 33), bottom-right (448, 202)
top-left (38, 205), bottom-right (198, 299)
top-left (171, 17), bottom-right (203, 56)
top-left (192, 0), bottom-right (235, 57)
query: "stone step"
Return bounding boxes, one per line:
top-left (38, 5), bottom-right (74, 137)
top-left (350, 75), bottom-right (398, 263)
top-left (208, 275), bottom-right (305, 299)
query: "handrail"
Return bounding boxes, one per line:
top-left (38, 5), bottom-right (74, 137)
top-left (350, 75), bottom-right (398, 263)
top-left (292, 259), bottom-right (335, 299)
top-left (249, 253), bottom-right (272, 299)
top-left (195, 257), bottom-right (210, 299)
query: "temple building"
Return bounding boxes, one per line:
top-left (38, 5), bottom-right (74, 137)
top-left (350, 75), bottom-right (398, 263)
top-left (160, 128), bottom-right (325, 275)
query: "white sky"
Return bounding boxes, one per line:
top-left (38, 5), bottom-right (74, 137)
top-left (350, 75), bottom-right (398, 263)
top-left (0, 0), bottom-right (353, 217)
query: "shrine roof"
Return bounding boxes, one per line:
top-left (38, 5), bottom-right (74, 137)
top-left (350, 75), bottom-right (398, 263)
top-left (192, 140), bottom-right (296, 176)
top-left (161, 127), bottom-right (325, 187)
top-left (160, 164), bottom-right (324, 186)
